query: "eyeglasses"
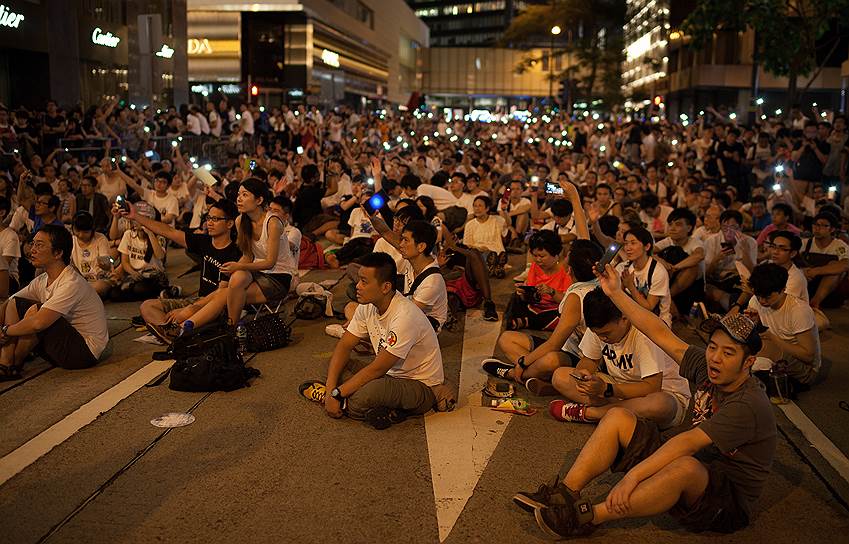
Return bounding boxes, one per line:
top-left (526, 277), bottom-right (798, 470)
top-left (206, 215), bottom-right (230, 223)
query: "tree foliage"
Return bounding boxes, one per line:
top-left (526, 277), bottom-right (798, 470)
top-left (500, 0), bottom-right (626, 106)
top-left (682, 0), bottom-right (849, 103)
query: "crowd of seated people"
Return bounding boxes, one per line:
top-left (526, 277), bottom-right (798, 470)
top-left (1, 97), bottom-right (848, 538)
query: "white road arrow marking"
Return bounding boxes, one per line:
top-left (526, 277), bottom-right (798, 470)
top-left (425, 309), bottom-right (511, 541)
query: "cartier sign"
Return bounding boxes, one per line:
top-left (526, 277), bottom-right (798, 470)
top-left (91, 27), bottom-right (120, 48)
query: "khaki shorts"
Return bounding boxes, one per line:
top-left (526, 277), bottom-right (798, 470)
top-left (596, 372), bottom-right (689, 429)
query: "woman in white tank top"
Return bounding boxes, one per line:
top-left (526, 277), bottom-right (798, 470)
top-left (182, 178), bottom-right (292, 328)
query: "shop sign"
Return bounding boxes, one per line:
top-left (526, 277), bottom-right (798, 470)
top-left (220, 84), bottom-right (241, 94)
top-left (91, 27), bottom-right (120, 48)
top-left (0, 4), bottom-right (24, 29)
top-left (155, 44), bottom-right (174, 58)
top-left (188, 38), bottom-right (213, 55)
top-left (321, 49), bottom-right (340, 68)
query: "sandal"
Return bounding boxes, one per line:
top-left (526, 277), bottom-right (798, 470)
top-left (0, 364), bottom-right (22, 382)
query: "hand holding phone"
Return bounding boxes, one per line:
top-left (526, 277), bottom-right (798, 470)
top-left (363, 191), bottom-right (387, 215)
top-left (570, 372), bottom-right (589, 382)
top-left (596, 242), bottom-right (622, 270)
top-left (115, 195), bottom-right (130, 213)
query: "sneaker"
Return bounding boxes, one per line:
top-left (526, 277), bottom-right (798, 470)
top-left (482, 300), bottom-right (498, 321)
top-left (146, 323), bottom-right (181, 345)
top-left (364, 406), bottom-right (406, 430)
top-left (534, 484), bottom-right (596, 538)
top-left (549, 400), bottom-right (590, 423)
top-left (131, 315), bottom-right (146, 327)
top-left (159, 286), bottom-right (182, 299)
top-left (525, 378), bottom-right (558, 397)
top-left (325, 323), bottom-right (346, 338)
top-left (298, 381), bottom-right (326, 403)
top-left (513, 476), bottom-right (560, 513)
top-left (481, 358), bottom-right (514, 379)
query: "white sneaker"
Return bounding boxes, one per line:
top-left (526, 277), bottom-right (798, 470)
top-left (325, 323), bottom-right (346, 338)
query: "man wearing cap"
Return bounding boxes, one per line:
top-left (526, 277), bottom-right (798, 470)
top-left (514, 263), bottom-right (775, 540)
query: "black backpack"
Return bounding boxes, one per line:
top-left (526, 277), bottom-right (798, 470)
top-left (154, 323), bottom-right (260, 392)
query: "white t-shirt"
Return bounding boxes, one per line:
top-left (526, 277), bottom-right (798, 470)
top-left (655, 235), bottom-right (705, 278)
top-left (748, 294), bottom-right (821, 374)
top-left (785, 263), bottom-right (809, 303)
top-left (0, 227), bottom-right (21, 283)
top-left (803, 237), bottom-right (849, 260)
top-left (703, 231), bottom-right (757, 277)
top-left (400, 259), bottom-right (449, 329)
top-left (283, 224), bottom-right (302, 275)
top-left (639, 205), bottom-right (673, 236)
top-left (72, 232), bottom-right (112, 280)
top-left (560, 279), bottom-right (599, 356)
top-left (692, 226), bottom-right (719, 244)
top-left (456, 193), bottom-right (476, 216)
top-left (579, 325), bottom-right (691, 400)
top-left (463, 215), bottom-right (507, 253)
top-left (12, 266), bottom-right (109, 358)
top-left (143, 189), bottom-right (180, 224)
top-left (373, 237), bottom-right (404, 269)
top-left (417, 183), bottom-right (459, 210)
top-left (117, 229), bottom-right (164, 273)
top-left (346, 292), bottom-right (444, 386)
top-left (541, 216), bottom-right (576, 237)
top-left (616, 258), bottom-right (672, 326)
top-left (208, 110), bottom-right (222, 137)
top-left (347, 207), bottom-right (376, 240)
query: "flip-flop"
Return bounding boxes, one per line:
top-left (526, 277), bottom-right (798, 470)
top-left (0, 364), bottom-right (22, 382)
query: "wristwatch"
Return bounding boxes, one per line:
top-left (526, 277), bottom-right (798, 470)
top-left (330, 387), bottom-right (346, 402)
top-left (604, 383), bottom-right (615, 398)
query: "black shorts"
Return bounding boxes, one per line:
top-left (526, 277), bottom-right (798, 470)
top-left (612, 417), bottom-right (750, 533)
top-left (529, 334), bottom-right (580, 365)
top-left (15, 298), bottom-right (98, 370)
top-left (250, 272), bottom-right (292, 302)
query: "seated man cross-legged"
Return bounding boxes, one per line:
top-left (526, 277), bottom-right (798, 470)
top-left (547, 287), bottom-right (691, 428)
top-left (514, 264), bottom-right (776, 539)
top-left (299, 252), bottom-right (446, 429)
top-left (0, 225), bottom-right (110, 380)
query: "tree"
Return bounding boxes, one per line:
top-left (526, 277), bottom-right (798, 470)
top-left (500, 0), bottom-right (626, 108)
top-left (683, 0), bottom-right (849, 110)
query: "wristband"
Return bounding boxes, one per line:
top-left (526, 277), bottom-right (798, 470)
top-left (517, 356), bottom-right (528, 369)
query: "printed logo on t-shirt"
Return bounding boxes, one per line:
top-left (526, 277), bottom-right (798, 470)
top-left (601, 345), bottom-right (634, 370)
top-left (692, 384), bottom-right (713, 426)
top-left (386, 331), bottom-right (397, 347)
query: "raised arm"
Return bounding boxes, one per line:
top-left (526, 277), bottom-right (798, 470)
top-left (561, 179), bottom-right (589, 240)
top-left (597, 263), bottom-right (688, 364)
top-left (120, 201), bottom-right (186, 247)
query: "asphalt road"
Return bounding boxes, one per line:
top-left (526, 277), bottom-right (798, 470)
top-left (1, 251), bottom-right (848, 543)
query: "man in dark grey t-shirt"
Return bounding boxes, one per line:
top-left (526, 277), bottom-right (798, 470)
top-left (513, 264), bottom-right (776, 539)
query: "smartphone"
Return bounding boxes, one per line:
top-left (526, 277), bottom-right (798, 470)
top-left (596, 241), bottom-right (622, 270)
top-left (571, 372), bottom-right (589, 381)
top-left (144, 150), bottom-right (154, 158)
top-left (115, 195), bottom-right (130, 213)
top-left (363, 191), bottom-right (387, 215)
top-left (296, 146), bottom-right (304, 154)
top-left (530, 175), bottom-right (540, 187)
top-left (241, 157), bottom-right (258, 171)
top-left (545, 181), bottom-right (564, 195)
top-left (249, 159), bottom-right (256, 171)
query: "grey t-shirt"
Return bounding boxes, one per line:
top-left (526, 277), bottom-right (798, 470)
top-left (678, 346), bottom-right (777, 513)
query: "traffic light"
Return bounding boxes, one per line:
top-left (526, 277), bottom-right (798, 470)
top-left (250, 85), bottom-right (259, 97)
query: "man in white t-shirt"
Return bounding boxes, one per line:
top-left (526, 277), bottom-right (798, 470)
top-left (765, 230), bottom-right (809, 303)
top-left (398, 220), bottom-right (448, 330)
top-left (549, 287), bottom-right (691, 428)
top-left (747, 263), bottom-right (820, 385)
top-left (0, 197), bottom-right (21, 297)
top-left (0, 226), bottom-right (109, 380)
top-left (801, 212), bottom-right (849, 308)
top-left (207, 102), bottom-right (222, 137)
top-left (299, 252), bottom-right (447, 429)
top-left (118, 167), bottom-right (180, 226)
top-left (653, 208), bottom-right (705, 316)
top-left (704, 209), bottom-right (758, 311)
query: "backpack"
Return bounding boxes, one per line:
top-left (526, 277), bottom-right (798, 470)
top-left (298, 237), bottom-right (326, 269)
top-left (294, 282), bottom-right (334, 319)
top-left (405, 267), bottom-right (443, 330)
top-left (156, 322), bottom-right (260, 392)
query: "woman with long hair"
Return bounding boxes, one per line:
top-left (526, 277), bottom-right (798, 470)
top-left (180, 178), bottom-right (294, 330)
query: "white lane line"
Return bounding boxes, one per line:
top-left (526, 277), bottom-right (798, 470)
top-left (425, 309), bottom-right (510, 542)
top-left (0, 359), bottom-right (174, 487)
top-left (779, 401), bottom-right (849, 485)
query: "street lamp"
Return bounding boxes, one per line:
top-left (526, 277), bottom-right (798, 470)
top-left (549, 26), bottom-right (561, 110)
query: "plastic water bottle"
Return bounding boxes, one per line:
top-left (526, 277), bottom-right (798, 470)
top-left (180, 320), bottom-right (194, 337)
top-left (236, 320), bottom-right (247, 355)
